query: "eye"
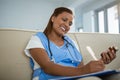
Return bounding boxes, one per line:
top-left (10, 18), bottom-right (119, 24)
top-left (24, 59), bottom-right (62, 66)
top-left (62, 18), bottom-right (72, 26)
top-left (69, 22), bottom-right (72, 26)
top-left (62, 18), bottom-right (67, 22)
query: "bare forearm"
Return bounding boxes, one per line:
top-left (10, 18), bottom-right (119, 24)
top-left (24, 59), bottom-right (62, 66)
top-left (29, 48), bottom-right (98, 76)
top-left (43, 62), bottom-right (86, 76)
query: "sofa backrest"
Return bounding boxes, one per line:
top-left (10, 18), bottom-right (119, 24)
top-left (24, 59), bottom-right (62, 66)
top-left (74, 33), bottom-right (120, 69)
top-left (0, 28), bottom-right (120, 80)
top-left (0, 29), bottom-right (35, 80)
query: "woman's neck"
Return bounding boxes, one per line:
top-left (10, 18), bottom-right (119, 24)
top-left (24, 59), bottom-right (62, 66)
top-left (47, 32), bottom-right (64, 46)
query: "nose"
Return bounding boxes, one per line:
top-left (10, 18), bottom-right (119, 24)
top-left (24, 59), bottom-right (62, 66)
top-left (64, 23), bottom-right (70, 31)
top-left (64, 22), bottom-right (70, 27)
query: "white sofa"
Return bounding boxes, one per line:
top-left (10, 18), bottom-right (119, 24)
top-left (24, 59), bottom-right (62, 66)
top-left (0, 28), bottom-right (120, 80)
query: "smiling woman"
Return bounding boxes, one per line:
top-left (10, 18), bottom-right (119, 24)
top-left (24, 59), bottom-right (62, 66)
top-left (24, 7), bottom-right (117, 80)
top-left (44, 7), bottom-right (73, 36)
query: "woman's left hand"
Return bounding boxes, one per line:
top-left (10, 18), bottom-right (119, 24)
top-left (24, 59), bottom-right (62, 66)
top-left (100, 46), bottom-right (117, 64)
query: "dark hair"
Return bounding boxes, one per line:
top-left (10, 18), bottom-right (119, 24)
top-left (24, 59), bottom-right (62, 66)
top-left (43, 7), bottom-right (73, 36)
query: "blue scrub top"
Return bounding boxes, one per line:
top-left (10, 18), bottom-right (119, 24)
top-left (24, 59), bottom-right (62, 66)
top-left (30, 32), bottom-right (83, 80)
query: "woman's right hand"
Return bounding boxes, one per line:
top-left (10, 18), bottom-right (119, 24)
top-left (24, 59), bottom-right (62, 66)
top-left (82, 60), bottom-right (105, 74)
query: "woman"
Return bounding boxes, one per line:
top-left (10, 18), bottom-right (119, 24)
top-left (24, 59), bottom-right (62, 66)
top-left (24, 7), bottom-right (116, 80)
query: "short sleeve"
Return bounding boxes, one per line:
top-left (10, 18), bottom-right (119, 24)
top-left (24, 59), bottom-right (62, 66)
top-left (24, 35), bottom-right (44, 57)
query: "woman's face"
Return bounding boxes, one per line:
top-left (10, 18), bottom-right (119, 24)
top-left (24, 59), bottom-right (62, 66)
top-left (51, 12), bottom-right (73, 36)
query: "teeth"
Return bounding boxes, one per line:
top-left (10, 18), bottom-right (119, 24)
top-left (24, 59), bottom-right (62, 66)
top-left (61, 27), bottom-right (65, 31)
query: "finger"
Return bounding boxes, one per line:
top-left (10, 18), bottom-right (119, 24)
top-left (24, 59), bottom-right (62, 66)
top-left (114, 46), bottom-right (119, 52)
top-left (111, 46), bottom-right (118, 53)
top-left (99, 60), bottom-right (104, 65)
top-left (109, 46), bottom-right (113, 51)
top-left (97, 60), bottom-right (105, 70)
top-left (107, 51), bottom-right (114, 61)
top-left (101, 52), bottom-right (108, 64)
top-left (104, 51), bottom-right (111, 64)
top-left (108, 48), bottom-right (116, 60)
top-left (101, 53), bottom-right (106, 63)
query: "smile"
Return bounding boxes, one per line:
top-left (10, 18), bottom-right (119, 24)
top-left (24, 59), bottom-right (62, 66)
top-left (61, 27), bottom-right (66, 31)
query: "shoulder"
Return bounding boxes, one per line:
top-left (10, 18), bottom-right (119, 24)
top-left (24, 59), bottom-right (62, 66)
top-left (31, 35), bottom-right (40, 41)
top-left (64, 35), bottom-right (80, 51)
top-left (64, 35), bottom-right (75, 45)
top-left (25, 34), bottom-right (44, 50)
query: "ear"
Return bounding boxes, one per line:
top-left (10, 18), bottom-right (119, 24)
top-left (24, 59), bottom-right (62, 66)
top-left (51, 16), bottom-right (55, 22)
